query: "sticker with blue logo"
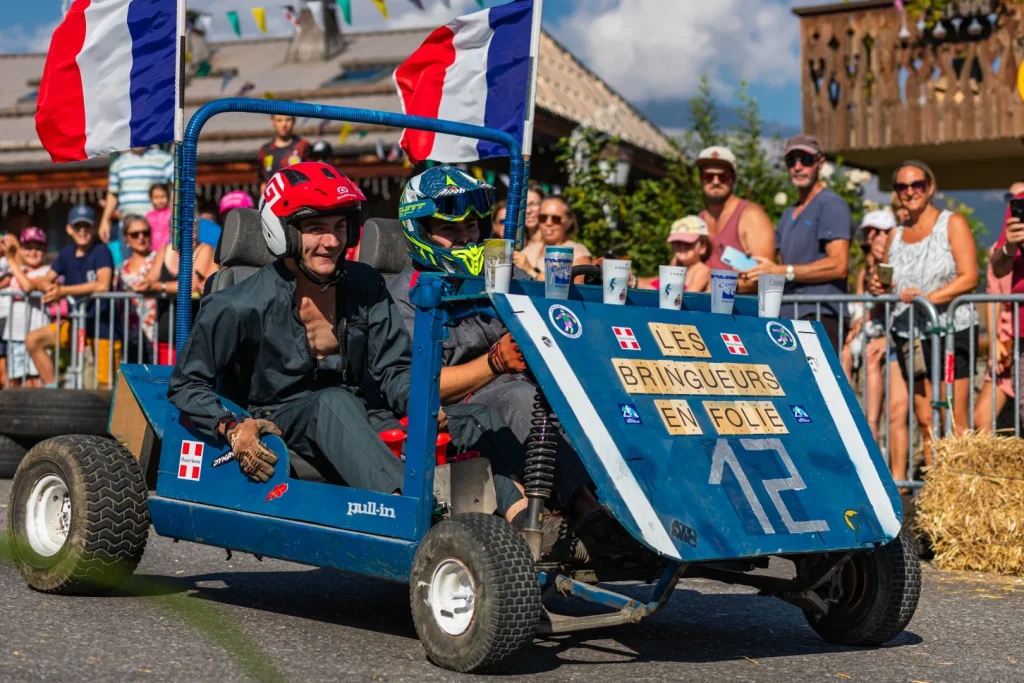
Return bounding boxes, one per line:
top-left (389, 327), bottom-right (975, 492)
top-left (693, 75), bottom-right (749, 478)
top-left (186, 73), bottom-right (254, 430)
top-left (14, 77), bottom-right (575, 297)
top-left (790, 405), bottom-right (813, 424)
top-left (548, 304), bottom-right (583, 339)
top-left (766, 321), bottom-right (798, 352)
top-left (619, 403), bottom-right (643, 425)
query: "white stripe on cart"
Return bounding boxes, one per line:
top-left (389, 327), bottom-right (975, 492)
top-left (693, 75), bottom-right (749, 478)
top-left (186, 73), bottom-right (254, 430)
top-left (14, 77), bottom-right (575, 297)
top-left (793, 319), bottom-right (902, 537)
top-left (503, 294), bottom-right (681, 559)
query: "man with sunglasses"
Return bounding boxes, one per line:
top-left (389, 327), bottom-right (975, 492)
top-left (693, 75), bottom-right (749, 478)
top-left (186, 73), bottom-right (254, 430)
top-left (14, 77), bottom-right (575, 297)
top-left (743, 135), bottom-right (851, 350)
top-left (694, 146), bottom-right (776, 293)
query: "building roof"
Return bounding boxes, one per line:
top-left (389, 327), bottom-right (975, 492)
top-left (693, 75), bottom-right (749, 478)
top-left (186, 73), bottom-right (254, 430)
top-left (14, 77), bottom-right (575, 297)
top-left (0, 26), bottom-right (671, 170)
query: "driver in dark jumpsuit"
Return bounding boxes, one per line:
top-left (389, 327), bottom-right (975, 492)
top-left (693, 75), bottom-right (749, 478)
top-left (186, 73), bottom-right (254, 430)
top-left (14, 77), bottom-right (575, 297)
top-left (167, 162), bottom-right (527, 519)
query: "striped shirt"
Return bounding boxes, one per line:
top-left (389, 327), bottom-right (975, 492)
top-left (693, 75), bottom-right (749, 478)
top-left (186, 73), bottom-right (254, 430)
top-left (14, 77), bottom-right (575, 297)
top-left (107, 149), bottom-right (174, 218)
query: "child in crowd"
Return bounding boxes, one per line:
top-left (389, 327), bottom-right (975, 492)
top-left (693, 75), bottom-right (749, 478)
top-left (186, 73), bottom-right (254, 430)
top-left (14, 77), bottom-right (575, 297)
top-left (3, 228), bottom-right (61, 387)
top-left (145, 183), bottom-right (172, 252)
top-left (646, 216), bottom-right (712, 293)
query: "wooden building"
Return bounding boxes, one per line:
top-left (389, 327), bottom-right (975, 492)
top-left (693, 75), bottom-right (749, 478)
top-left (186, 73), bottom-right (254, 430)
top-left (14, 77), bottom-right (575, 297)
top-left (793, 0), bottom-right (1024, 190)
top-left (0, 6), bottom-right (671, 244)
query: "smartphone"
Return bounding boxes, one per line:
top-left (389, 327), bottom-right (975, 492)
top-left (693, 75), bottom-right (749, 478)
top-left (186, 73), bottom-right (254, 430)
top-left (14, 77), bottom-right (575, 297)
top-left (1010, 198), bottom-right (1024, 221)
top-left (720, 245), bottom-right (759, 271)
top-left (877, 263), bottom-right (893, 286)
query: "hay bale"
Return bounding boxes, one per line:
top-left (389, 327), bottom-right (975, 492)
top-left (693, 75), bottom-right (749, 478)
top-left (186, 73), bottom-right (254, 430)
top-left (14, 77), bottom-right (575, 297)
top-left (915, 434), bottom-right (1024, 576)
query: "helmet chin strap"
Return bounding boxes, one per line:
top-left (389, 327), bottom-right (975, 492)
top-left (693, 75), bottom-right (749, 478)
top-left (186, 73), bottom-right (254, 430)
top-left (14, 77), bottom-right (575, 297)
top-left (296, 257), bottom-right (344, 291)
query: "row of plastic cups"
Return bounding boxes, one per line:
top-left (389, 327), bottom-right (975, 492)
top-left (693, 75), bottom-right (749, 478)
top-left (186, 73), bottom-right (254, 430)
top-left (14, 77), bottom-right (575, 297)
top-left (380, 417), bottom-right (482, 466)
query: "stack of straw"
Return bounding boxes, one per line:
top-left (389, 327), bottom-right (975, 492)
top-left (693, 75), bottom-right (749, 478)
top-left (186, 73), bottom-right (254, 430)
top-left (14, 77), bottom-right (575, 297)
top-left (915, 434), bottom-right (1024, 576)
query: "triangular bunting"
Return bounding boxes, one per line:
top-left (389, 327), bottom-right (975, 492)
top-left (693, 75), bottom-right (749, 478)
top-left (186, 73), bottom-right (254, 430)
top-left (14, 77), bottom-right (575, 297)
top-left (336, 0), bottom-right (352, 25)
top-left (251, 7), bottom-right (267, 34)
top-left (307, 1), bottom-right (324, 30)
top-left (338, 123), bottom-right (353, 145)
top-left (226, 10), bottom-right (241, 37)
top-left (371, 0), bottom-right (388, 19)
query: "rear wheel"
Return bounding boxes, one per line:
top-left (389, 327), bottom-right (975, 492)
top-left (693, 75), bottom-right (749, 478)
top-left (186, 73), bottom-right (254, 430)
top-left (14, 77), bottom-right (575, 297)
top-left (8, 435), bottom-right (150, 594)
top-left (806, 527), bottom-right (921, 646)
top-left (410, 514), bottom-right (541, 673)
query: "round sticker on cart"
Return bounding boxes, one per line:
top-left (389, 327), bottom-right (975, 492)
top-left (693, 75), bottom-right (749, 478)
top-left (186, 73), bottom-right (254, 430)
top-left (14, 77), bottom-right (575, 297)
top-left (548, 304), bottom-right (582, 339)
top-left (766, 321), bottom-right (797, 351)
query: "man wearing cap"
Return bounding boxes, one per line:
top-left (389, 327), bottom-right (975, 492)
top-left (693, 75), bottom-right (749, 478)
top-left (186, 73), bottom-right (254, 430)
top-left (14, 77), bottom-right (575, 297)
top-left (742, 134), bottom-right (852, 350)
top-left (695, 145), bottom-right (776, 294)
top-left (25, 205), bottom-right (114, 388)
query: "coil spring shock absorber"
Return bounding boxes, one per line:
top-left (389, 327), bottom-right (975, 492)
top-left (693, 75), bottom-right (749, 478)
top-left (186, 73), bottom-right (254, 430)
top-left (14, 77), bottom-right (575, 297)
top-left (522, 386), bottom-right (557, 559)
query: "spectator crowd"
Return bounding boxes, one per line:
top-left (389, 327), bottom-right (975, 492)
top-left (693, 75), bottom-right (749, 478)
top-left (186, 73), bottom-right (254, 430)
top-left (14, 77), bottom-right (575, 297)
top-left (0, 124), bottom-right (1021, 490)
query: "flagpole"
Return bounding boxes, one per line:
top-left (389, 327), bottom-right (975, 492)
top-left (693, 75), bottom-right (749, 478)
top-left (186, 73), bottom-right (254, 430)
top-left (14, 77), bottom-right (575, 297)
top-left (174, 0), bottom-right (186, 142)
top-left (515, 0), bottom-right (543, 247)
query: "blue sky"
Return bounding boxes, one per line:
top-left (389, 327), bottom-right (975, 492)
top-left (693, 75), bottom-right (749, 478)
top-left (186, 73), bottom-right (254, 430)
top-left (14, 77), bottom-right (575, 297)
top-left (3, 0), bottom-right (814, 129)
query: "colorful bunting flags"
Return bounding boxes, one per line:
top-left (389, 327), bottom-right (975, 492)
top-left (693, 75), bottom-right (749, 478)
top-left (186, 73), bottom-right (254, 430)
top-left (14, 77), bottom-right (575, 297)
top-left (236, 81), bottom-right (255, 96)
top-left (387, 142), bottom-right (401, 162)
top-left (284, 5), bottom-right (301, 29)
top-left (221, 70), bottom-right (236, 91)
top-left (198, 14), bottom-right (213, 34)
top-left (376, 137), bottom-right (385, 160)
top-left (337, 0), bottom-right (352, 25)
top-left (371, 0), bottom-right (388, 19)
top-left (251, 7), bottom-right (267, 34)
top-left (338, 123), bottom-right (354, 145)
top-left (307, 1), bottom-right (324, 30)
top-left (226, 10), bottom-right (241, 37)
top-left (470, 166), bottom-right (485, 181)
top-left (195, 61), bottom-right (212, 77)
top-left (263, 90), bottom-right (275, 99)
top-left (318, 119), bottom-right (330, 135)
top-left (475, 0), bottom-right (485, 7)
top-left (484, 170), bottom-right (496, 186)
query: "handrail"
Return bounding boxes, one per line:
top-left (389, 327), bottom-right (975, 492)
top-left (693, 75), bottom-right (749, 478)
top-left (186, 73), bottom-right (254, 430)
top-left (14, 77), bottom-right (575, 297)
top-left (173, 98), bottom-right (527, 353)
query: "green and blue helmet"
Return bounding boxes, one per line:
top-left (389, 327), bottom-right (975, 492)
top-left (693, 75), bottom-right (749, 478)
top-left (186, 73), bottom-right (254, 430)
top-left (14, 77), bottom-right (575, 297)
top-left (398, 165), bottom-right (495, 276)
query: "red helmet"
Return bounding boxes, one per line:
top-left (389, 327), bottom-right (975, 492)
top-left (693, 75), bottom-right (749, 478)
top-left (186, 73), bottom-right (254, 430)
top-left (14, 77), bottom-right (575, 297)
top-left (258, 161), bottom-right (366, 258)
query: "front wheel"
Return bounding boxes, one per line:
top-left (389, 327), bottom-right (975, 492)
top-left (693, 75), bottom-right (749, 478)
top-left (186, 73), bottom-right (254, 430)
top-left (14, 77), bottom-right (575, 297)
top-left (8, 435), bottom-right (150, 594)
top-left (410, 514), bottom-right (541, 673)
top-left (806, 527), bottom-right (921, 646)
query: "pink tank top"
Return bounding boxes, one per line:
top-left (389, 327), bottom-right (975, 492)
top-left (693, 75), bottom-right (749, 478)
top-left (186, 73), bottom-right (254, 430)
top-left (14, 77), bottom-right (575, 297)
top-left (701, 199), bottom-right (749, 271)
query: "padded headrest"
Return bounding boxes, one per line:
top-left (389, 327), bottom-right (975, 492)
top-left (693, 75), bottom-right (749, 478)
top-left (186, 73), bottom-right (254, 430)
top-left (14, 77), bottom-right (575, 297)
top-left (215, 208), bottom-right (277, 268)
top-left (358, 218), bottom-right (411, 274)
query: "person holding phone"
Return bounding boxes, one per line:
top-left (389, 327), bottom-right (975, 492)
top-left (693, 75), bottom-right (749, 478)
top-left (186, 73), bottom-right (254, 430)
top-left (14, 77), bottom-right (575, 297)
top-left (741, 135), bottom-right (852, 351)
top-left (869, 160), bottom-right (978, 483)
top-left (989, 180), bottom-right (1024, 431)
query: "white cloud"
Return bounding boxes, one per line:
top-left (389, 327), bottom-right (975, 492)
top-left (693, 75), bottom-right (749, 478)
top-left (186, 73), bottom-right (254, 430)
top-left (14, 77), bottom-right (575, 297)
top-left (0, 22), bottom-right (58, 53)
top-left (549, 0), bottom-right (800, 102)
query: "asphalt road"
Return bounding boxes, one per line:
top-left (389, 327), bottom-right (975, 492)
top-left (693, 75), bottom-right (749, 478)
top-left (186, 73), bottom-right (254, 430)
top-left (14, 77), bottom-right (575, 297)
top-left (0, 477), bottom-right (1021, 683)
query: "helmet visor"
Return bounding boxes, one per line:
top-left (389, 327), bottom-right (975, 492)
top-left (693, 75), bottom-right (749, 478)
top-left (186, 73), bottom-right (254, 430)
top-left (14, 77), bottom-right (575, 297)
top-left (399, 187), bottom-right (495, 223)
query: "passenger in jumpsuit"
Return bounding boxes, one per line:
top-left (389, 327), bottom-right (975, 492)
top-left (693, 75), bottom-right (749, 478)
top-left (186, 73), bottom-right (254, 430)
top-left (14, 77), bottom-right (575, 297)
top-left (167, 162), bottom-right (526, 516)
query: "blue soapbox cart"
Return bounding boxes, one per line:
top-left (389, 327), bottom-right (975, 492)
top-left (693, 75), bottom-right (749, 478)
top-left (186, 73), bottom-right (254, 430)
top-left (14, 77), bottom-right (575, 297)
top-left (7, 101), bottom-right (919, 673)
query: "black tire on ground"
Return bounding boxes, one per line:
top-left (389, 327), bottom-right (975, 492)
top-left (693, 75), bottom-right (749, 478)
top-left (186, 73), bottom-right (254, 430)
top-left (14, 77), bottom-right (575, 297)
top-left (0, 389), bottom-right (112, 440)
top-left (7, 435), bottom-right (150, 594)
top-left (410, 513), bottom-right (541, 673)
top-left (0, 434), bottom-right (29, 478)
top-left (806, 527), bottom-right (921, 646)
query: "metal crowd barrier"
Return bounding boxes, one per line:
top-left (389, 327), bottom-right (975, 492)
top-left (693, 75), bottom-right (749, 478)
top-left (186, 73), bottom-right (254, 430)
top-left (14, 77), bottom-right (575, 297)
top-left (942, 294), bottom-right (1024, 437)
top-left (0, 289), bottom-right (180, 390)
top-left (781, 294), bottom-right (942, 490)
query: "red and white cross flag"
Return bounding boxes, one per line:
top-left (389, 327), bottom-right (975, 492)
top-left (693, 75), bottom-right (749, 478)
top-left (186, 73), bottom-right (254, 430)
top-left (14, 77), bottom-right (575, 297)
top-left (178, 440), bottom-right (204, 481)
top-left (613, 327), bottom-right (641, 351)
top-left (721, 333), bottom-right (748, 356)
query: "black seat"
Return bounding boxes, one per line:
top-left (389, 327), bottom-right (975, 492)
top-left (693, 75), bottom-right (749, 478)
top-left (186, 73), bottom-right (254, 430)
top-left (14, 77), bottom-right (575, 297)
top-left (358, 218), bottom-right (411, 283)
top-left (206, 208), bottom-right (276, 295)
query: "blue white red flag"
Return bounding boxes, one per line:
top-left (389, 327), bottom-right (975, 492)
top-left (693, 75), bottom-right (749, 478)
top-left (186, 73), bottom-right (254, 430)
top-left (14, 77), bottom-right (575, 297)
top-left (393, 0), bottom-right (533, 164)
top-left (35, 0), bottom-right (184, 163)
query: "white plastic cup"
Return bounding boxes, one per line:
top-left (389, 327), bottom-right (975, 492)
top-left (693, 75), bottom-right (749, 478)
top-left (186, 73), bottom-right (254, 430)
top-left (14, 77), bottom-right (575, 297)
top-left (483, 239), bottom-right (513, 295)
top-left (602, 259), bottom-right (631, 305)
top-left (544, 246), bottom-right (574, 300)
top-left (710, 269), bottom-right (738, 315)
top-left (658, 265), bottom-right (687, 310)
top-left (758, 273), bottom-right (786, 318)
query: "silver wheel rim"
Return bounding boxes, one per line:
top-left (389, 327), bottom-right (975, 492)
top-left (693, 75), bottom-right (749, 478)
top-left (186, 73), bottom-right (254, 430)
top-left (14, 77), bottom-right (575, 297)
top-left (25, 474), bottom-right (71, 557)
top-left (429, 559), bottom-right (476, 636)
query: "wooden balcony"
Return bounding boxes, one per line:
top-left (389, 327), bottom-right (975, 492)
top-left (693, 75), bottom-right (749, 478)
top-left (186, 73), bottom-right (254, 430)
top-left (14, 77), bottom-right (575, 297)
top-left (793, 0), bottom-right (1024, 190)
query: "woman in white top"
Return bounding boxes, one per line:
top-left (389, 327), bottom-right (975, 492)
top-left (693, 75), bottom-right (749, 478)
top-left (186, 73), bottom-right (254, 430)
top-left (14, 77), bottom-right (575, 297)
top-left (870, 160), bottom-right (978, 485)
top-left (514, 196), bottom-right (593, 281)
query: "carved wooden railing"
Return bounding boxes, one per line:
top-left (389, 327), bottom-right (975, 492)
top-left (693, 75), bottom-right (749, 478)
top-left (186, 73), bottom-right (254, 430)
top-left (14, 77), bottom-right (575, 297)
top-left (796, 0), bottom-right (1024, 152)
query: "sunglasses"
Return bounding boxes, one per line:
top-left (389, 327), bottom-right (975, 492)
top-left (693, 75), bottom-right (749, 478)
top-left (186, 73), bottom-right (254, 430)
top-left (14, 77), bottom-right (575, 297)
top-left (894, 180), bottom-right (928, 195)
top-left (701, 170), bottom-right (731, 184)
top-left (539, 213), bottom-right (565, 225)
top-left (127, 230), bottom-right (151, 239)
top-left (785, 153), bottom-right (818, 168)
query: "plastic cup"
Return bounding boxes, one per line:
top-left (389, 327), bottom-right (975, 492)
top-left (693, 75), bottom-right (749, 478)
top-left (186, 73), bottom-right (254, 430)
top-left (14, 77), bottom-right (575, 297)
top-left (602, 259), bottom-right (631, 305)
top-left (544, 246), bottom-right (574, 300)
top-left (758, 274), bottom-right (786, 318)
top-left (435, 432), bottom-right (452, 466)
top-left (710, 269), bottom-right (739, 315)
top-left (658, 265), bottom-right (687, 310)
top-left (483, 238), bottom-right (513, 295)
top-left (379, 429), bottom-right (406, 459)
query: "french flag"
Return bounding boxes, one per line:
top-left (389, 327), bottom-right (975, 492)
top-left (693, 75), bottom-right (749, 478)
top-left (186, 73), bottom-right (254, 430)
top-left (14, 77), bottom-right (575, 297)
top-left (35, 0), bottom-right (183, 164)
top-left (394, 0), bottom-right (533, 164)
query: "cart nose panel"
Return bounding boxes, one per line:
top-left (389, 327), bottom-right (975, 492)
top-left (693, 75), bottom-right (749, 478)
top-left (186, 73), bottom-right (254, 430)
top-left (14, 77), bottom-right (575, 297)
top-left (491, 293), bottom-right (903, 562)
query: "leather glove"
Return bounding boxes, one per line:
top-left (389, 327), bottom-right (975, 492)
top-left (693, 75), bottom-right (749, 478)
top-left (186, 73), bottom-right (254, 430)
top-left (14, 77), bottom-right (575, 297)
top-left (487, 333), bottom-right (527, 375)
top-left (227, 418), bottom-right (282, 483)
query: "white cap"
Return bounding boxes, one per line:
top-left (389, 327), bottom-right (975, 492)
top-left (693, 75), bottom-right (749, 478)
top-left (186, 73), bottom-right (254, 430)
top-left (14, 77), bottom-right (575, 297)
top-left (696, 146), bottom-right (737, 171)
top-left (859, 209), bottom-right (897, 232)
